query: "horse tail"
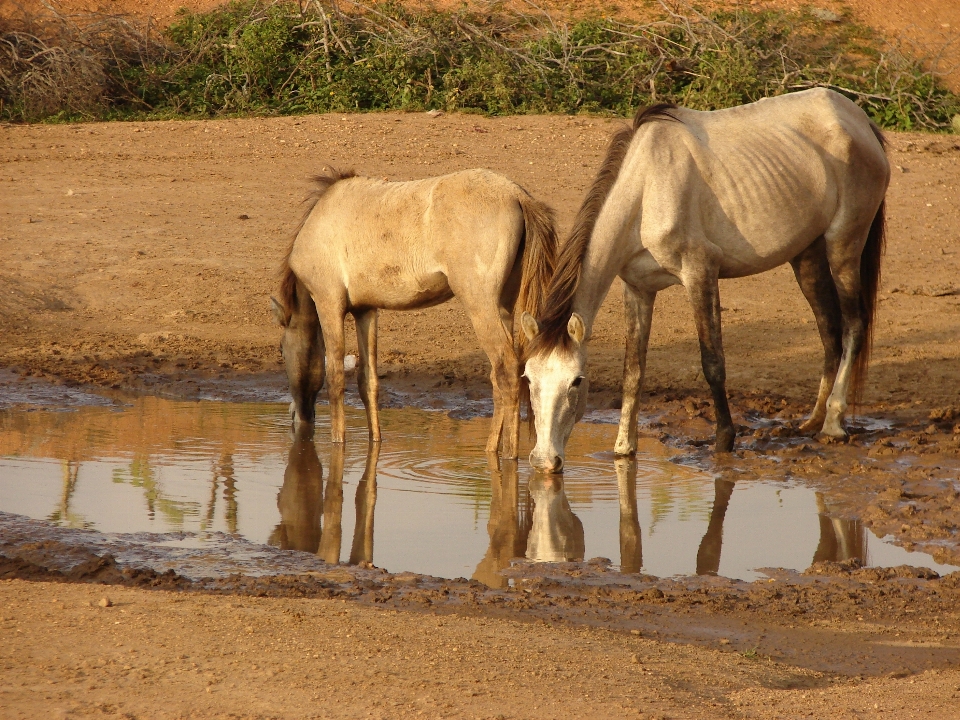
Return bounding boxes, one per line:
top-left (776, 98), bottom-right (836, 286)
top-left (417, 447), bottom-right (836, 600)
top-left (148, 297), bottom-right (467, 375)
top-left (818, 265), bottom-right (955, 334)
top-left (515, 194), bottom-right (559, 432)
top-left (516, 194), bottom-right (559, 351)
top-left (851, 198), bottom-right (886, 407)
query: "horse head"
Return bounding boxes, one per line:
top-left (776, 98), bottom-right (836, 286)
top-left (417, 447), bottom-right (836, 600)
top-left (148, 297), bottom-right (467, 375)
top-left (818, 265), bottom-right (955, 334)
top-left (271, 294), bottom-right (325, 426)
top-left (521, 311), bottom-right (589, 473)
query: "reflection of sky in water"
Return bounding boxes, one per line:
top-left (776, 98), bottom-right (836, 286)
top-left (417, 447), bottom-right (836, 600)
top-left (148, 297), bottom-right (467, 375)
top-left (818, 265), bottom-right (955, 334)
top-left (0, 399), bottom-right (957, 582)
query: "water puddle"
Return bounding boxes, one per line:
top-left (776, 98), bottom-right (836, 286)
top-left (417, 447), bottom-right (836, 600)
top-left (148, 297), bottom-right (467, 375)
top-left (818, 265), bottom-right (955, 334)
top-left (1, 397), bottom-right (957, 584)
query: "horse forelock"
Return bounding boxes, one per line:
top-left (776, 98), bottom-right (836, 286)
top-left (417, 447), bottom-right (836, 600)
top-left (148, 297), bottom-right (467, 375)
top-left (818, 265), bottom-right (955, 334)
top-left (526, 106), bottom-right (680, 361)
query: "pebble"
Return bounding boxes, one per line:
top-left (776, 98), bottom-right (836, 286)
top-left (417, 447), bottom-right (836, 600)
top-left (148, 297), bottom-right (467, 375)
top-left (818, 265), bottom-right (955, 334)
top-left (631, 654), bottom-right (640, 664)
top-left (630, 629), bottom-right (642, 636)
top-left (98, 597), bottom-right (113, 608)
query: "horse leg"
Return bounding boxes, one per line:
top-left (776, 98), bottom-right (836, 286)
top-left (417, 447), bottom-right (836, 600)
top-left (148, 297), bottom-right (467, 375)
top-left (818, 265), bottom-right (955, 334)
top-left (317, 308), bottom-right (348, 444)
top-left (685, 273), bottom-right (735, 452)
top-left (471, 309), bottom-right (520, 458)
top-left (354, 309), bottom-right (381, 442)
top-left (789, 237), bottom-right (843, 434)
top-left (615, 284), bottom-right (657, 456)
top-left (821, 250), bottom-right (868, 438)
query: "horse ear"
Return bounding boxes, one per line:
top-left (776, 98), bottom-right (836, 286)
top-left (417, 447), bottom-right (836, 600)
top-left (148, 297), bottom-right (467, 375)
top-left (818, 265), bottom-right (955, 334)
top-left (270, 296), bottom-right (287, 327)
top-left (520, 312), bottom-right (540, 341)
top-left (567, 313), bottom-right (585, 345)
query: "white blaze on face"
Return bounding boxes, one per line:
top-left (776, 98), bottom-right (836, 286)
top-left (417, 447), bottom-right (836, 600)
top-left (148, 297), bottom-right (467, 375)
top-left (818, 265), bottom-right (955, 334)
top-left (521, 312), bottom-right (589, 473)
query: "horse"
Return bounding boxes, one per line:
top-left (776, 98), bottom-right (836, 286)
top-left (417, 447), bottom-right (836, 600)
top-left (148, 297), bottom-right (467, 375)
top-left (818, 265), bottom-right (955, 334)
top-left (521, 88), bottom-right (890, 471)
top-left (271, 168), bottom-right (557, 459)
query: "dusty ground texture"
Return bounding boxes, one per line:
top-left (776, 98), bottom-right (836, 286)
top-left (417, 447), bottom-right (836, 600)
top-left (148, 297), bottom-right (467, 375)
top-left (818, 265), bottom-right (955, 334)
top-left (2, 12), bottom-right (960, 714)
top-left (2, 568), bottom-right (960, 720)
top-left (1, 110), bottom-right (959, 558)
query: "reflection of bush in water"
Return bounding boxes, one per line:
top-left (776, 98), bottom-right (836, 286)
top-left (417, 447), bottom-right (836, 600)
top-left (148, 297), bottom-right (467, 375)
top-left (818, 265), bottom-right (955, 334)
top-left (111, 457), bottom-right (201, 528)
top-left (643, 467), bottom-right (714, 534)
top-left (0, 398), bottom-right (288, 462)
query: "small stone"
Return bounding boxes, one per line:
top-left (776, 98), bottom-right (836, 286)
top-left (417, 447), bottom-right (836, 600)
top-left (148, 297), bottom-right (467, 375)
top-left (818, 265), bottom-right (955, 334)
top-left (631, 654), bottom-right (640, 663)
top-left (811, 8), bottom-right (842, 22)
top-left (719, 638), bottom-right (730, 645)
top-left (98, 597), bottom-right (112, 608)
top-left (924, 424), bottom-right (938, 435)
top-left (238, 214), bottom-right (249, 220)
top-left (630, 629), bottom-right (642, 636)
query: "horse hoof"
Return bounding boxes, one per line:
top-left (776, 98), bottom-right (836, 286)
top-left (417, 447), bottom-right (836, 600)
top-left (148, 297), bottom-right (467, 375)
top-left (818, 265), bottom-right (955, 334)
top-left (819, 420), bottom-right (847, 439)
top-left (715, 428), bottom-right (736, 453)
top-left (798, 419), bottom-right (824, 435)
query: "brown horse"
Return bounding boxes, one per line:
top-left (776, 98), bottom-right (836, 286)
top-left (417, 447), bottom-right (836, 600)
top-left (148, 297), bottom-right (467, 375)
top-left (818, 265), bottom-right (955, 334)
top-left (272, 168), bottom-right (557, 458)
top-left (522, 89), bottom-right (890, 470)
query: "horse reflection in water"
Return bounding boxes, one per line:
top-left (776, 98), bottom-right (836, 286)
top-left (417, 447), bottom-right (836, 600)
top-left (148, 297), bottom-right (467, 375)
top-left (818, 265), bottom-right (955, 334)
top-left (472, 457), bottom-right (531, 588)
top-left (472, 456), bottom-right (645, 585)
top-left (812, 492), bottom-right (866, 564)
top-left (270, 427), bottom-right (379, 566)
top-left (525, 473), bottom-right (585, 563)
top-left (695, 478), bottom-right (867, 575)
top-left (616, 457), bottom-right (643, 573)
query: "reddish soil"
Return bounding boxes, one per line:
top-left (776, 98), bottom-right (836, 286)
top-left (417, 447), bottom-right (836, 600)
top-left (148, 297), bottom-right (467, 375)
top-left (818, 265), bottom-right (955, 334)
top-left (2, 107), bottom-right (960, 719)
top-left (2, 2), bottom-right (960, 717)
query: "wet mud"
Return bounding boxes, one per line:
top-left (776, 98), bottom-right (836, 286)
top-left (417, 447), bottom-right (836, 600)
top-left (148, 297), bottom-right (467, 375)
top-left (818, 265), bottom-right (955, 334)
top-left (2, 509), bottom-right (959, 680)
top-left (2, 378), bottom-right (959, 683)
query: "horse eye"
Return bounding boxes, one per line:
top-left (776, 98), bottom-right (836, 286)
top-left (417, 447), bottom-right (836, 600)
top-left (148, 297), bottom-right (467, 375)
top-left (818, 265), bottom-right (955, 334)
top-left (571, 376), bottom-right (584, 388)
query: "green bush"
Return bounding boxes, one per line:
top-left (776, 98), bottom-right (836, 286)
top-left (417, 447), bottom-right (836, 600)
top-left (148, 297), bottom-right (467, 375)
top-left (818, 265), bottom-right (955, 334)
top-left (1, 0), bottom-right (957, 131)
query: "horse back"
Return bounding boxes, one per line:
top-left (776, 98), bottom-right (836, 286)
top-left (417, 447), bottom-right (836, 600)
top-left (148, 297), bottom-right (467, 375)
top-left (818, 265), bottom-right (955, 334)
top-left (288, 169), bottom-right (526, 311)
top-left (631, 88), bottom-right (889, 278)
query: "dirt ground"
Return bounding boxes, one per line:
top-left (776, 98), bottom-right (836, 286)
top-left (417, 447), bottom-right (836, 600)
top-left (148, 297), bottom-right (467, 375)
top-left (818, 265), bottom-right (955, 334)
top-left (2, 105), bottom-right (960, 719)
top-left (3, 3), bottom-right (960, 712)
top-left (3, 575), bottom-right (960, 720)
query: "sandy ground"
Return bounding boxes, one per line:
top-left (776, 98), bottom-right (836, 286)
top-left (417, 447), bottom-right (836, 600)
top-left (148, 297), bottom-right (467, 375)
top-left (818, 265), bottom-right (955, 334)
top-left (2, 573), bottom-right (960, 720)
top-left (2, 106), bottom-right (960, 719)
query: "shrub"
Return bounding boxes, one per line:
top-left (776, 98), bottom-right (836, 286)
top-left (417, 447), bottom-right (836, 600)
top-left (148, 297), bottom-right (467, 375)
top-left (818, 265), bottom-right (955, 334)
top-left (1, 0), bottom-right (957, 131)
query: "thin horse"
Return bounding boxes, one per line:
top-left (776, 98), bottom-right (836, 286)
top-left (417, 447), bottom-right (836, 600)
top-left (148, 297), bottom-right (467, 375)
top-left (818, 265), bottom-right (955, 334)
top-left (271, 168), bottom-right (557, 459)
top-left (521, 88), bottom-right (890, 471)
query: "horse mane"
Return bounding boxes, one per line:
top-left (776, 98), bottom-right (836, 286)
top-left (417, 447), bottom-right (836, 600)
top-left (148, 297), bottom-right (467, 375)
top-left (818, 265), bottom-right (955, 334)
top-left (277, 167), bottom-right (356, 325)
top-left (526, 104), bottom-right (679, 356)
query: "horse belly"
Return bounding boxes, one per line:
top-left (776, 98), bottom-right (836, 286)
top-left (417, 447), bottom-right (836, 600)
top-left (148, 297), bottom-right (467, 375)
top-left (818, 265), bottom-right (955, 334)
top-left (347, 269), bottom-right (453, 311)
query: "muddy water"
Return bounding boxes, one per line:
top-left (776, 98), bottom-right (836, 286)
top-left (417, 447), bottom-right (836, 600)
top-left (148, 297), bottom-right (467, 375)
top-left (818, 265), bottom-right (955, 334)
top-left (1, 397), bottom-right (957, 584)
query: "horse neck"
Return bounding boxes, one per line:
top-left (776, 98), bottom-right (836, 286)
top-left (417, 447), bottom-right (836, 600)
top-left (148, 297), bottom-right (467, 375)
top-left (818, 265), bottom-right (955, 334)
top-left (570, 220), bottom-right (630, 340)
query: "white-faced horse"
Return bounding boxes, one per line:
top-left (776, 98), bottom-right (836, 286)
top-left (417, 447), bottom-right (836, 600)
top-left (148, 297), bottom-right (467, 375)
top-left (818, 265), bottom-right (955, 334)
top-left (271, 168), bottom-right (557, 459)
top-left (521, 88), bottom-right (890, 471)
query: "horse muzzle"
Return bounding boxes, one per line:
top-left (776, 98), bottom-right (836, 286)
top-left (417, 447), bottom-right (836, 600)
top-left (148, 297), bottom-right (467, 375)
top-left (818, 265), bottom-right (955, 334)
top-left (529, 448), bottom-right (564, 473)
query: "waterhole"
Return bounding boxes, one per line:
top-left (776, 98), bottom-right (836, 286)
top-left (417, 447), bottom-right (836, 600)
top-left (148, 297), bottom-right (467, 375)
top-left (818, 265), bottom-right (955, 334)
top-left (1, 397), bottom-right (956, 584)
